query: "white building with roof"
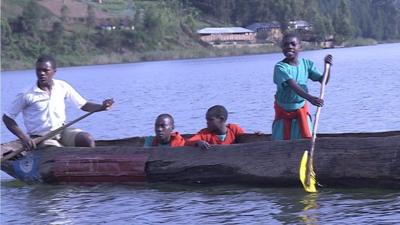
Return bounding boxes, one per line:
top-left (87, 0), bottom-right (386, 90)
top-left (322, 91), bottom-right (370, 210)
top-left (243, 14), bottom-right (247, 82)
top-left (197, 27), bottom-right (256, 44)
top-left (288, 20), bottom-right (312, 31)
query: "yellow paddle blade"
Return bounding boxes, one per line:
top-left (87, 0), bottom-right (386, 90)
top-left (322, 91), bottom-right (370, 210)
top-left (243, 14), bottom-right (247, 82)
top-left (299, 151), bottom-right (317, 193)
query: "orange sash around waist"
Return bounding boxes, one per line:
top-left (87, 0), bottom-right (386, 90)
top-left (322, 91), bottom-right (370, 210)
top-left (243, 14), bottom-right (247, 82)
top-left (274, 101), bottom-right (312, 140)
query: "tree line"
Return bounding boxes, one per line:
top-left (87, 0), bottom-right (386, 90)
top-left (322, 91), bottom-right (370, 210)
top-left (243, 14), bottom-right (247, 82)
top-left (1, 0), bottom-right (399, 70)
top-left (186, 0), bottom-right (400, 42)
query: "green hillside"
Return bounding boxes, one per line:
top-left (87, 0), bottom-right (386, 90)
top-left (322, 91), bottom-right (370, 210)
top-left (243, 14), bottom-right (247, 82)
top-left (1, 0), bottom-right (399, 70)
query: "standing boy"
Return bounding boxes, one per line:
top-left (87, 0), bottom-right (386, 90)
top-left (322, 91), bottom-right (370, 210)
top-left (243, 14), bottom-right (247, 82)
top-left (272, 34), bottom-right (332, 140)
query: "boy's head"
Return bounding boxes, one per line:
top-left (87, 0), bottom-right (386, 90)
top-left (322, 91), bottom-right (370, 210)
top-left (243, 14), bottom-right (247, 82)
top-left (154, 114), bottom-right (175, 144)
top-left (281, 33), bottom-right (301, 60)
top-left (36, 55), bottom-right (57, 87)
top-left (206, 105), bottom-right (228, 132)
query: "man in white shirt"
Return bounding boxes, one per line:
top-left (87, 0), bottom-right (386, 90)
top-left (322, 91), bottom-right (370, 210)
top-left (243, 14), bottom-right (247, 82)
top-left (3, 55), bottom-right (114, 150)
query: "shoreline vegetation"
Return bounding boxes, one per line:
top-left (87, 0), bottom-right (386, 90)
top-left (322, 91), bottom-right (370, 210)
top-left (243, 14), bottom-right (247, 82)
top-left (3, 39), bottom-right (398, 72)
top-left (1, 0), bottom-right (399, 71)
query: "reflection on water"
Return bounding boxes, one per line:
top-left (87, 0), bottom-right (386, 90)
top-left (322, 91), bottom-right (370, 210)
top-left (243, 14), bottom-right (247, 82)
top-left (299, 193), bottom-right (320, 225)
top-left (2, 182), bottom-right (399, 224)
top-left (1, 44), bottom-right (400, 224)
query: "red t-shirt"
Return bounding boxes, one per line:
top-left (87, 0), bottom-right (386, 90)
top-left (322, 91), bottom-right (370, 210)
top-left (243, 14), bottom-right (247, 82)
top-left (186, 124), bottom-right (244, 146)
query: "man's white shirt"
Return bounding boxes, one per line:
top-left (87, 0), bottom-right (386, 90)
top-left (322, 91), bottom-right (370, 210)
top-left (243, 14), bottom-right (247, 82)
top-left (5, 79), bottom-right (87, 136)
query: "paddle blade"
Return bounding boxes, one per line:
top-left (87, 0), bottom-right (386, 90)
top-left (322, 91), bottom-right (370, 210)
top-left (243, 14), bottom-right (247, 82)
top-left (299, 151), bottom-right (317, 193)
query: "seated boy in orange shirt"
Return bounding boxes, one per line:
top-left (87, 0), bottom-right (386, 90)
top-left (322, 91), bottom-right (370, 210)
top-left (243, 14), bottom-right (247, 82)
top-left (186, 105), bottom-right (244, 150)
top-left (144, 114), bottom-right (185, 147)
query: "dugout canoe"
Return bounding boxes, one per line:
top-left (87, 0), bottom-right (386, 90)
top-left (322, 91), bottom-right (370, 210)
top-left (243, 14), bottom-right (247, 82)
top-left (1, 131), bottom-right (400, 189)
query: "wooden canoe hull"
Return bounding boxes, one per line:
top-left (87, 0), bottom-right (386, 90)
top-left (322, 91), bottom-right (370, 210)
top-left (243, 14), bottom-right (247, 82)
top-left (1, 131), bottom-right (400, 188)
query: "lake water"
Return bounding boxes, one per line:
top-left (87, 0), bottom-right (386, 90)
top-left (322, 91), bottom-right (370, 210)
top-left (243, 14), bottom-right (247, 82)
top-left (1, 44), bottom-right (400, 224)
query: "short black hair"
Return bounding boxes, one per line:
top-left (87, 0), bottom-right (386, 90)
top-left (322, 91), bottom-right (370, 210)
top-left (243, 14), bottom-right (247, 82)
top-left (156, 113), bottom-right (175, 125)
top-left (206, 105), bottom-right (228, 121)
top-left (36, 55), bottom-right (57, 69)
top-left (281, 33), bottom-right (301, 45)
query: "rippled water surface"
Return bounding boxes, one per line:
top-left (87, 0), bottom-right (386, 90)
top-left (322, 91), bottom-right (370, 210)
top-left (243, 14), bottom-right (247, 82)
top-left (1, 44), bottom-right (400, 224)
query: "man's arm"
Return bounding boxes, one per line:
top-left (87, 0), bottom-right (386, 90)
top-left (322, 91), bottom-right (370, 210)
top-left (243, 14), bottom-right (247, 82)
top-left (63, 81), bottom-right (114, 112)
top-left (286, 79), bottom-right (324, 107)
top-left (81, 98), bottom-right (114, 112)
top-left (2, 114), bottom-right (36, 150)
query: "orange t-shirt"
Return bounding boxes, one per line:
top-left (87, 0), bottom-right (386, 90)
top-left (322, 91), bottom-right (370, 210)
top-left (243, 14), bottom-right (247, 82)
top-left (152, 132), bottom-right (185, 147)
top-left (186, 124), bottom-right (244, 146)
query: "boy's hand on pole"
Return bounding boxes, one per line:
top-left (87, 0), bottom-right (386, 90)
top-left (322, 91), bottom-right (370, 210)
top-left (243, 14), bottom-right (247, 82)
top-left (324, 54), bottom-right (333, 65)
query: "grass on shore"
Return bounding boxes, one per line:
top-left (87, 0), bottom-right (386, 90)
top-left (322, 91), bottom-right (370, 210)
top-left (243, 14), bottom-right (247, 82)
top-left (2, 44), bottom-right (282, 71)
top-left (3, 37), bottom-right (398, 71)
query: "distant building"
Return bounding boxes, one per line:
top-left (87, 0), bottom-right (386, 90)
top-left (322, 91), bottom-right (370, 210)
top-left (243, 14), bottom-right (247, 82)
top-left (246, 21), bottom-right (281, 32)
top-left (197, 27), bottom-right (256, 44)
top-left (288, 20), bottom-right (312, 31)
top-left (246, 21), bottom-right (282, 43)
top-left (96, 18), bottom-right (134, 31)
top-left (96, 19), bottom-right (115, 30)
top-left (119, 19), bottom-right (135, 30)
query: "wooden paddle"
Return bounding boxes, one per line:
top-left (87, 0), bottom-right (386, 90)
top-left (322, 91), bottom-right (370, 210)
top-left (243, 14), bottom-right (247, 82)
top-left (300, 62), bottom-right (331, 193)
top-left (1, 111), bottom-right (97, 162)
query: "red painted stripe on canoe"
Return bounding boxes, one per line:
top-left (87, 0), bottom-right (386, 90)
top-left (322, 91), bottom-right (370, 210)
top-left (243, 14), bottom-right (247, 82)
top-left (53, 153), bottom-right (148, 183)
